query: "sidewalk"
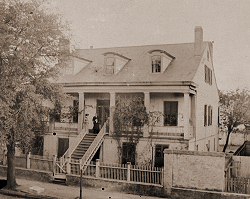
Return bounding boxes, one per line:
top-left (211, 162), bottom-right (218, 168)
top-left (0, 177), bottom-right (162, 199)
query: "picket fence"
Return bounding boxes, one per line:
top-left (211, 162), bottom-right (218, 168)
top-left (2, 153), bottom-right (162, 186)
top-left (70, 159), bottom-right (162, 185)
top-left (225, 178), bottom-right (250, 194)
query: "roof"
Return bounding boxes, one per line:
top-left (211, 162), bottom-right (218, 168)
top-left (56, 42), bottom-right (208, 85)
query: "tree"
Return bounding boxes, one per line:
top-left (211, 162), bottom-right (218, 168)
top-left (220, 89), bottom-right (250, 152)
top-left (0, 0), bottom-right (69, 189)
top-left (113, 97), bottom-right (148, 164)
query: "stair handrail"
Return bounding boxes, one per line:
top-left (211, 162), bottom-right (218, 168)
top-left (80, 120), bottom-right (108, 170)
top-left (234, 141), bottom-right (246, 156)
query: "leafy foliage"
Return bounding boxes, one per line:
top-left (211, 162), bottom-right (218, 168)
top-left (219, 89), bottom-right (250, 152)
top-left (113, 97), bottom-right (148, 142)
top-left (0, 0), bottom-right (70, 188)
top-left (113, 97), bottom-right (148, 164)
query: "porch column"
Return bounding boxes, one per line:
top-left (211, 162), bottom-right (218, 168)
top-left (109, 92), bottom-right (116, 136)
top-left (78, 92), bottom-right (85, 134)
top-left (143, 92), bottom-right (150, 137)
top-left (183, 93), bottom-right (190, 140)
top-left (144, 92), bottom-right (150, 111)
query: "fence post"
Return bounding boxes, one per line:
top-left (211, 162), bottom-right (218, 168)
top-left (127, 162), bottom-right (131, 182)
top-left (66, 157), bottom-right (71, 174)
top-left (96, 159), bottom-right (100, 178)
top-left (26, 152), bottom-right (31, 169)
top-left (53, 155), bottom-right (57, 174)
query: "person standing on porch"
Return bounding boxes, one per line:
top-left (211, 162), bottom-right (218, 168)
top-left (92, 113), bottom-right (99, 134)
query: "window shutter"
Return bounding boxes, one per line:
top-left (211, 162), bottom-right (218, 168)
top-left (210, 106), bottom-right (212, 125)
top-left (208, 106), bottom-right (210, 126)
top-left (210, 69), bottom-right (212, 85)
top-left (204, 105), bottom-right (207, 126)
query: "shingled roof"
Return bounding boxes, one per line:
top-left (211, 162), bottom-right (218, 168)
top-left (57, 42), bottom-right (208, 85)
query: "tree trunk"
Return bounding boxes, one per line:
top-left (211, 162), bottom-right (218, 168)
top-left (223, 131), bottom-right (231, 152)
top-left (6, 142), bottom-right (17, 189)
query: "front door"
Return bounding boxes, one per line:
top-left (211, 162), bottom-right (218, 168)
top-left (57, 138), bottom-right (69, 158)
top-left (97, 100), bottom-right (110, 132)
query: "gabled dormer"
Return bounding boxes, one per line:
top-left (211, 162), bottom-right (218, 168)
top-left (148, 50), bottom-right (175, 73)
top-left (64, 56), bottom-right (91, 75)
top-left (103, 52), bottom-right (130, 75)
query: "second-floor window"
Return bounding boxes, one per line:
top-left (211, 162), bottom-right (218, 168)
top-left (152, 55), bottom-right (161, 73)
top-left (205, 65), bottom-right (212, 85)
top-left (164, 101), bottom-right (178, 126)
top-left (106, 57), bottom-right (115, 74)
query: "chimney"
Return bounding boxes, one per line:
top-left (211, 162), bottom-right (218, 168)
top-left (194, 26), bottom-right (203, 56)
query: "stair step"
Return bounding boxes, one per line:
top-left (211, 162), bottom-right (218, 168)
top-left (73, 151), bottom-right (87, 155)
top-left (53, 173), bottom-right (66, 179)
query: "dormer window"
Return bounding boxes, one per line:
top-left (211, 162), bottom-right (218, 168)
top-left (103, 52), bottom-right (130, 75)
top-left (148, 50), bottom-right (175, 74)
top-left (152, 55), bottom-right (161, 73)
top-left (106, 57), bottom-right (115, 74)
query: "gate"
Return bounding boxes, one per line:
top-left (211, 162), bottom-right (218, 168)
top-left (53, 156), bottom-right (67, 180)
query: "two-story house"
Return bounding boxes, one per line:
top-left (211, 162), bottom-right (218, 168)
top-left (43, 26), bottom-right (219, 167)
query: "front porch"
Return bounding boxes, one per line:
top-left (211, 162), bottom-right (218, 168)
top-left (43, 86), bottom-right (197, 159)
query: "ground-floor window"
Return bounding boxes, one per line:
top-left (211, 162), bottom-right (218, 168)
top-left (122, 142), bottom-right (136, 165)
top-left (155, 144), bottom-right (169, 167)
top-left (31, 136), bottom-right (44, 156)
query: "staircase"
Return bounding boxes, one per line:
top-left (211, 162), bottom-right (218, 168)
top-left (70, 121), bottom-right (108, 174)
top-left (71, 131), bottom-right (97, 159)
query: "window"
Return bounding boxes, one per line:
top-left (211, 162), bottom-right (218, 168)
top-left (205, 65), bottom-right (212, 85)
top-left (204, 105), bottom-right (212, 126)
top-left (208, 105), bottom-right (212, 126)
top-left (122, 142), bottom-right (136, 165)
top-left (152, 55), bottom-right (161, 73)
top-left (164, 101), bottom-right (178, 126)
top-left (106, 57), bottom-right (115, 74)
top-left (155, 145), bottom-right (169, 167)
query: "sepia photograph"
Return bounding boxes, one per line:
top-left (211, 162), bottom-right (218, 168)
top-left (0, 0), bottom-right (250, 198)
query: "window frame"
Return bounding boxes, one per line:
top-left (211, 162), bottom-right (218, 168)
top-left (151, 55), bottom-right (161, 73)
top-left (205, 105), bottom-right (213, 126)
top-left (205, 65), bottom-right (212, 85)
top-left (106, 56), bottom-right (115, 74)
top-left (122, 142), bottom-right (136, 165)
top-left (164, 101), bottom-right (178, 126)
top-left (154, 144), bottom-right (169, 167)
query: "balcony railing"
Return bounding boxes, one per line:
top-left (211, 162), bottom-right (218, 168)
top-left (54, 122), bottom-right (78, 131)
top-left (149, 126), bottom-right (184, 138)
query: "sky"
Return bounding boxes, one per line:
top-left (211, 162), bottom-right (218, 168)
top-left (52, 0), bottom-right (250, 91)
